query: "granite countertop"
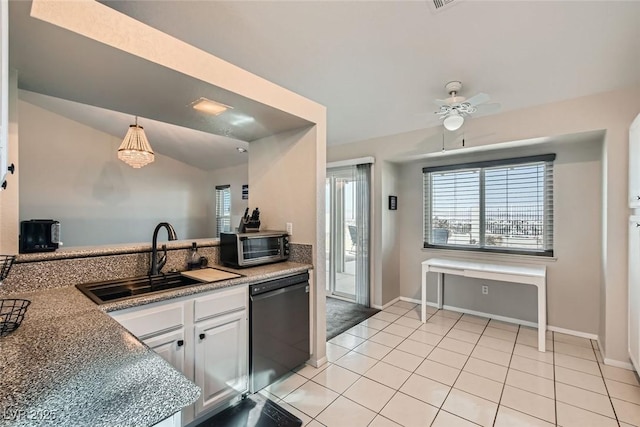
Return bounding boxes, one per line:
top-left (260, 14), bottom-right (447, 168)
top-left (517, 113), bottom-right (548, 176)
top-left (0, 261), bottom-right (313, 427)
top-left (99, 261), bottom-right (313, 312)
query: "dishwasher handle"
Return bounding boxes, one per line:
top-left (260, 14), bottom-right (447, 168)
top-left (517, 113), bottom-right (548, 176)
top-left (250, 272), bottom-right (309, 296)
top-left (250, 281), bottom-right (308, 302)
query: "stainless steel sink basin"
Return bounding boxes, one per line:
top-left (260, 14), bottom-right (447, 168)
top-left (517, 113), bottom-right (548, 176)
top-left (76, 272), bottom-right (201, 305)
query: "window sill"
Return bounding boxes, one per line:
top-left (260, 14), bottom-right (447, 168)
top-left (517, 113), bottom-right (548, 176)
top-left (420, 247), bottom-right (557, 264)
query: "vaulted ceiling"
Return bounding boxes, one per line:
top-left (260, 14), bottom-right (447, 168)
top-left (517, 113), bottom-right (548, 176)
top-left (10, 0), bottom-right (640, 157)
top-left (102, 0), bottom-right (640, 146)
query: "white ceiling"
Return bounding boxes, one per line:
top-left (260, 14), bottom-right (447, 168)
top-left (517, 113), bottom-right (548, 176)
top-left (101, 0), bottom-right (640, 146)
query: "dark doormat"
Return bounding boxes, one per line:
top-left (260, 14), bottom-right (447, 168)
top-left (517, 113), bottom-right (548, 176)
top-left (194, 394), bottom-right (302, 427)
top-left (326, 296), bottom-right (379, 341)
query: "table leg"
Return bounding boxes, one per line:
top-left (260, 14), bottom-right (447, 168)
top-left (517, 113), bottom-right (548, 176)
top-left (437, 273), bottom-right (444, 309)
top-left (421, 265), bottom-right (427, 323)
top-left (538, 280), bottom-right (546, 352)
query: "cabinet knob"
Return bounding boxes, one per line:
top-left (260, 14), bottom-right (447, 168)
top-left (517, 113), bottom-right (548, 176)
top-left (637, 195), bottom-right (640, 200)
top-left (636, 223), bottom-right (640, 228)
top-left (177, 340), bottom-right (184, 347)
top-left (199, 333), bottom-right (206, 340)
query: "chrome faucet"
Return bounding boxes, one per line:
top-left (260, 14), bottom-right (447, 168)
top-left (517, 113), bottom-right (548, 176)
top-left (149, 222), bottom-right (177, 276)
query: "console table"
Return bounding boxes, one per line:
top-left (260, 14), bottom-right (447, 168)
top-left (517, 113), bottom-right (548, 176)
top-left (421, 257), bottom-right (547, 352)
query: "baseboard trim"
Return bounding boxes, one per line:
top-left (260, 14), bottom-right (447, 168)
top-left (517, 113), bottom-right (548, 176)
top-left (372, 297), bottom-right (400, 310)
top-left (547, 325), bottom-right (598, 340)
top-left (413, 302), bottom-right (600, 340)
top-left (604, 357), bottom-right (635, 371)
top-left (399, 296), bottom-right (421, 304)
top-left (438, 304), bottom-right (539, 329)
top-left (308, 356), bottom-right (328, 368)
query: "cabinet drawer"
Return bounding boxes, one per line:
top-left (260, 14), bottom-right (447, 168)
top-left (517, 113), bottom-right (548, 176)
top-left (194, 286), bottom-right (247, 322)
top-left (110, 302), bottom-right (185, 338)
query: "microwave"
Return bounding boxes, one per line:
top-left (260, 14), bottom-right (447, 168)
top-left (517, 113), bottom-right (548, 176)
top-left (19, 219), bottom-right (61, 253)
top-left (220, 231), bottom-right (289, 268)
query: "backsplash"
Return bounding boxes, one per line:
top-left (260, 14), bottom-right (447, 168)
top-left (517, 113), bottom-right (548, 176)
top-left (0, 243), bottom-right (312, 294)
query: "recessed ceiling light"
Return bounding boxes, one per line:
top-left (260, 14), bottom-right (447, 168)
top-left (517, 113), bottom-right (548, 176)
top-left (237, 147), bottom-right (248, 153)
top-left (190, 97), bottom-right (232, 116)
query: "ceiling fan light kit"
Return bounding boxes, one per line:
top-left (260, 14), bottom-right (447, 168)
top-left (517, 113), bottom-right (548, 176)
top-left (434, 81), bottom-right (500, 132)
top-left (443, 110), bottom-right (464, 131)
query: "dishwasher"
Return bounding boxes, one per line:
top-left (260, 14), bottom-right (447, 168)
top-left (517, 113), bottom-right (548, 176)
top-left (249, 272), bottom-right (310, 393)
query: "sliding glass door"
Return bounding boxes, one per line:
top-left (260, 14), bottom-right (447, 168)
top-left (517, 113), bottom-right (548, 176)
top-left (326, 164), bottom-right (371, 305)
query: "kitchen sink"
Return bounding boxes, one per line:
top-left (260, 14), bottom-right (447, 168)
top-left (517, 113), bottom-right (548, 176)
top-left (76, 272), bottom-right (202, 305)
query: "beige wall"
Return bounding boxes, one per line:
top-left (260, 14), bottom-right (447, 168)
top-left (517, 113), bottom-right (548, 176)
top-left (209, 163), bottom-right (248, 235)
top-left (329, 86), bottom-right (640, 364)
top-left (18, 100), bottom-right (213, 247)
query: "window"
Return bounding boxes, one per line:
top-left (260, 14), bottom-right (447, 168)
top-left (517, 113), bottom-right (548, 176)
top-left (423, 154), bottom-right (555, 256)
top-left (215, 185), bottom-right (231, 237)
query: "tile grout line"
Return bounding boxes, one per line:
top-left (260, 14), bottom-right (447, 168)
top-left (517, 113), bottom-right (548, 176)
top-left (491, 323), bottom-right (520, 427)
top-left (591, 337), bottom-right (622, 426)
top-left (553, 331), bottom-right (558, 427)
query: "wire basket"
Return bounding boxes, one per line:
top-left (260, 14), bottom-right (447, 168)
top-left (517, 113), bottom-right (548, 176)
top-left (0, 255), bottom-right (16, 282)
top-left (0, 299), bottom-right (31, 336)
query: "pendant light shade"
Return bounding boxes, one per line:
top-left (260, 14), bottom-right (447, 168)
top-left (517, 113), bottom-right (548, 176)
top-left (118, 117), bottom-right (154, 168)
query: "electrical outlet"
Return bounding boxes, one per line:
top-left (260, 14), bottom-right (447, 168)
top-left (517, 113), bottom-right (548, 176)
top-left (286, 222), bottom-right (293, 236)
top-left (482, 285), bottom-right (489, 295)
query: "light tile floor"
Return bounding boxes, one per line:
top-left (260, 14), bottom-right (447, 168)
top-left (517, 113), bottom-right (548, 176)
top-left (259, 301), bottom-right (640, 427)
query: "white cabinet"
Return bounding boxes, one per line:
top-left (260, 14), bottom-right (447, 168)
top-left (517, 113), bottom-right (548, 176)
top-left (629, 113), bottom-right (640, 208)
top-left (0, 0), bottom-right (8, 187)
top-left (152, 413), bottom-right (181, 427)
top-left (194, 310), bottom-right (248, 415)
top-left (629, 216), bottom-right (640, 373)
top-left (109, 285), bottom-right (249, 425)
top-left (144, 329), bottom-right (186, 375)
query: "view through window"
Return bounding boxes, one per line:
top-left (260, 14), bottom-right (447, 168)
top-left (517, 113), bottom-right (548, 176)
top-left (423, 155), bottom-right (555, 256)
top-left (215, 185), bottom-right (231, 237)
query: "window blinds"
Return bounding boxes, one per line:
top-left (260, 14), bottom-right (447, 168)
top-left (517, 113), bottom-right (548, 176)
top-left (423, 154), bottom-right (555, 256)
top-left (215, 185), bottom-right (231, 237)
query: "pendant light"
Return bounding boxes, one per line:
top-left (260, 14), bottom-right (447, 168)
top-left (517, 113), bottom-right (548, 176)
top-left (118, 116), bottom-right (154, 168)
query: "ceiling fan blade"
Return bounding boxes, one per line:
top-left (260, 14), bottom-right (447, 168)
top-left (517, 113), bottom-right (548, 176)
top-left (434, 99), bottom-right (450, 106)
top-left (464, 92), bottom-right (491, 106)
top-left (475, 102), bottom-right (501, 114)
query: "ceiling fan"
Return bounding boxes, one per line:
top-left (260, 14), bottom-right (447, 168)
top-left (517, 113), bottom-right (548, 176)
top-left (434, 81), bottom-right (500, 131)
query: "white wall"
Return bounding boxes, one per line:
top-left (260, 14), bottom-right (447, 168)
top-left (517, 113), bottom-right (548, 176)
top-left (208, 163), bottom-right (248, 235)
top-left (19, 100), bottom-right (213, 247)
top-left (328, 86), bottom-right (640, 364)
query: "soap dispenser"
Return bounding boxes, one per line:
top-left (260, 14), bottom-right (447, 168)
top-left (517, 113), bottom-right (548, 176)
top-left (188, 242), bottom-right (200, 270)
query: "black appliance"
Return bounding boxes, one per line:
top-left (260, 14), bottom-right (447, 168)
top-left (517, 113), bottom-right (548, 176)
top-left (220, 231), bottom-right (289, 268)
top-left (194, 395), bottom-right (302, 427)
top-left (249, 273), bottom-right (310, 393)
top-left (19, 219), bottom-right (61, 253)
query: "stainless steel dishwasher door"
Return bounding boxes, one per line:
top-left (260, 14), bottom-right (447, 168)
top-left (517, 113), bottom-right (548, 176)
top-left (249, 273), bottom-right (310, 393)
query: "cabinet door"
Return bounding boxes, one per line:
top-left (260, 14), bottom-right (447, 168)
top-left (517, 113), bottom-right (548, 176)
top-left (0, 0), bottom-right (7, 186)
top-left (144, 329), bottom-right (186, 375)
top-left (630, 114), bottom-right (640, 208)
top-left (194, 309), bottom-right (248, 416)
top-left (630, 217), bottom-right (640, 372)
